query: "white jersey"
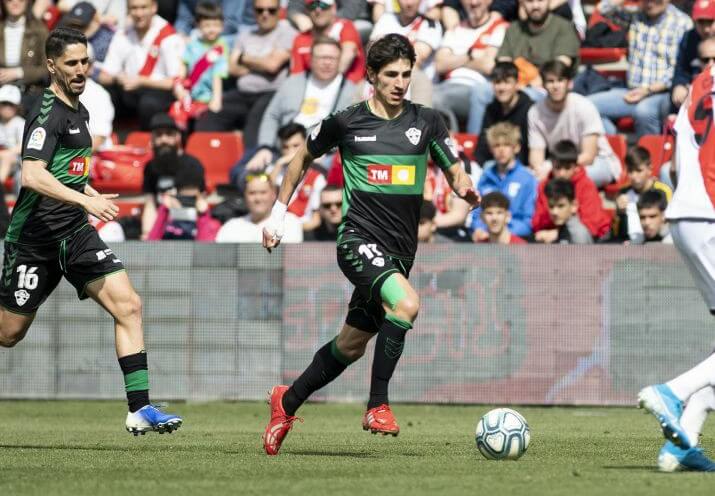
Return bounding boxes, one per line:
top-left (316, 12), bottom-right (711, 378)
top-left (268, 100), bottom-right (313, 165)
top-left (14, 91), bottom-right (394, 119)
top-left (666, 64), bottom-right (715, 221)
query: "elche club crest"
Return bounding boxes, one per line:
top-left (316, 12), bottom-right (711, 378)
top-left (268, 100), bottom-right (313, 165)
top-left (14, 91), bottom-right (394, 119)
top-left (14, 289), bottom-right (29, 306)
top-left (405, 127), bottom-right (421, 145)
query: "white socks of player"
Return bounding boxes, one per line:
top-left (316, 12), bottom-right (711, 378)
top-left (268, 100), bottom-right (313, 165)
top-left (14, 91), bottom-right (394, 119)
top-left (680, 386), bottom-right (715, 446)
top-left (667, 353), bottom-right (715, 401)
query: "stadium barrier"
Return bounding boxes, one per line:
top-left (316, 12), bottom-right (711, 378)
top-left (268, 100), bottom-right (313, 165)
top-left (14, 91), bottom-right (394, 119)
top-left (0, 242), bottom-right (709, 406)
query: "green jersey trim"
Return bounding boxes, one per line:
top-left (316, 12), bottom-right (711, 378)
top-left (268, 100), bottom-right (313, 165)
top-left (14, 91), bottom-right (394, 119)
top-left (429, 138), bottom-right (453, 171)
top-left (5, 191), bottom-right (40, 243)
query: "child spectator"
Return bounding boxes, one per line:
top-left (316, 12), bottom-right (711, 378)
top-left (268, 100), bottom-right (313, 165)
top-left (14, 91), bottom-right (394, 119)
top-left (536, 178), bottom-right (593, 244)
top-left (612, 146), bottom-right (672, 243)
top-left (418, 200), bottom-right (453, 244)
top-left (172, 1), bottom-right (229, 129)
top-left (531, 139), bottom-right (611, 240)
top-left (0, 85), bottom-right (25, 190)
top-left (469, 122), bottom-right (537, 241)
top-left (637, 189), bottom-right (672, 244)
top-left (147, 163), bottom-right (220, 241)
top-left (477, 191), bottom-right (527, 244)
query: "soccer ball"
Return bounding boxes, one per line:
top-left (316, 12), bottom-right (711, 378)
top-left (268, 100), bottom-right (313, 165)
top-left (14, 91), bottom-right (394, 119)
top-left (475, 408), bottom-right (530, 460)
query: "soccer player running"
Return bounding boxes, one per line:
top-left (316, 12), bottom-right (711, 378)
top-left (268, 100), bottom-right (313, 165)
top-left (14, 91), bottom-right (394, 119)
top-left (0, 28), bottom-right (181, 435)
top-left (261, 33), bottom-right (479, 456)
top-left (638, 64), bottom-right (715, 472)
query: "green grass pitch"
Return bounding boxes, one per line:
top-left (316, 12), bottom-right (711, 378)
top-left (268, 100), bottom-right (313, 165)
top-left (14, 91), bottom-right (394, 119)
top-left (0, 401), bottom-right (713, 495)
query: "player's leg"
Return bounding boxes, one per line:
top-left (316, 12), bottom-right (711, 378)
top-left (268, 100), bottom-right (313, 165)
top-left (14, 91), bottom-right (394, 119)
top-left (0, 309), bottom-right (35, 347)
top-left (639, 220), bottom-right (715, 451)
top-left (363, 272), bottom-right (419, 436)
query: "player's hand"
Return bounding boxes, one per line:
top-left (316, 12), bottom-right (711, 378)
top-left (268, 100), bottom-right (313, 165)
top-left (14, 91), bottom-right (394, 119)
top-left (457, 187), bottom-right (481, 209)
top-left (262, 201), bottom-right (287, 253)
top-left (83, 194), bottom-right (120, 222)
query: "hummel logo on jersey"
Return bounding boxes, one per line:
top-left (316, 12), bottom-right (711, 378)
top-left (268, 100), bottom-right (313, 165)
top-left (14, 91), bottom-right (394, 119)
top-left (405, 127), bottom-right (421, 145)
top-left (68, 127), bottom-right (81, 135)
top-left (354, 135), bottom-right (377, 142)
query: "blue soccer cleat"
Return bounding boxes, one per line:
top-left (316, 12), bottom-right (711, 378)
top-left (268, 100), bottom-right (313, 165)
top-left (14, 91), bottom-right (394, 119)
top-left (658, 441), bottom-right (715, 472)
top-left (125, 404), bottom-right (183, 436)
top-left (638, 384), bottom-right (693, 449)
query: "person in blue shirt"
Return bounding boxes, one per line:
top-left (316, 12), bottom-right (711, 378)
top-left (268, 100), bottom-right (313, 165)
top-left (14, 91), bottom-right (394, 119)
top-left (469, 121), bottom-right (537, 241)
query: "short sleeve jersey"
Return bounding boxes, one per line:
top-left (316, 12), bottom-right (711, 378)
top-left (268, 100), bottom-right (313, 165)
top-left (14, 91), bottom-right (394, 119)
top-left (307, 101), bottom-right (459, 258)
top-left (6, 89), bottom-right (92, 244)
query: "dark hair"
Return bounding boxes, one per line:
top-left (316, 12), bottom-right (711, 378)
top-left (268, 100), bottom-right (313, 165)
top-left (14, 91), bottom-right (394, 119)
top-left (637, 189), bottom-right (667, 212)
top-left (481, 191), bottom-right (510, 211)
top-left (625, 145), bottom-right (651, 172)
top-left (551, 140), bottom-right (579, 168)
top-left (278, 122), bottom-right (306, 141)
top-left (491, 61), bottom-right (519, 82)
top-left (420, 200), bottom-right (436, 221)
top-left (545, 178), bottom-right (575, 202)
top-left (366, 33), bottom-right (415, 82)
top-left (539, 59), bottom-right (573, 81)
top-left (175, 164), bottom-right (206, 191)
top-left (312, 35), bottom-right (341, 53)
top-left (195, 0), bottom-right (223, 22)
top-left (46, 27), bottom-right (87, 60)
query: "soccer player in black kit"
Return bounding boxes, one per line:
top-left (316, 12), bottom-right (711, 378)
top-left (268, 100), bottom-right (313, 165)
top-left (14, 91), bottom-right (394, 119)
top-left (261, 33), bottom-right (480, 455)
top-left (0, 28), bottom-right (181, 435)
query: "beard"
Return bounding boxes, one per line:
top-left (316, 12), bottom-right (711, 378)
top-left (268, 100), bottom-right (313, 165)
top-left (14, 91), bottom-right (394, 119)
top-left (152, 146), bottom-right (179, 176)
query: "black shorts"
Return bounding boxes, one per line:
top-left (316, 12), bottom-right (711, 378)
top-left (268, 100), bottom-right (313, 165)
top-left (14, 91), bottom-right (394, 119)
top-left (336, 235), bottom-right (413, 333)
top-left (0, 225), bottom-right (125, 314)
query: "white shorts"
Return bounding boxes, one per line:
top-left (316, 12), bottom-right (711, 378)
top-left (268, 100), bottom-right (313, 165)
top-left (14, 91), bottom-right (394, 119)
top-left (671, 220), bottom-right (715, 312)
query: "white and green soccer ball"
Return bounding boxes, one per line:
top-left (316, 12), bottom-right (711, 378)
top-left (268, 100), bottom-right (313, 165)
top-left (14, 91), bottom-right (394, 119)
top-left (475, 408), bottom-right (530, 460)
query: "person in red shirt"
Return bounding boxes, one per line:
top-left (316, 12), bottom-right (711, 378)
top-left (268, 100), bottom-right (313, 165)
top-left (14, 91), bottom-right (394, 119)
top-left (477, 191), bottom-right (527, 244)
top-left (531, 139), bottom-right (611, 240)
top-left (290, 0), bottom-right (366, 83)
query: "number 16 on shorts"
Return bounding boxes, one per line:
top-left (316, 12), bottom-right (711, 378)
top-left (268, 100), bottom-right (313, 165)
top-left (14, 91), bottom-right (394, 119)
top-left (14, 265), bottom-right (38, 307)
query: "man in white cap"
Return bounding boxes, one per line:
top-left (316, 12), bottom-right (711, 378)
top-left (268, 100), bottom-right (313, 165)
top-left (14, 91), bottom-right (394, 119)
top-left (0, 84), bottom-right (24, 193)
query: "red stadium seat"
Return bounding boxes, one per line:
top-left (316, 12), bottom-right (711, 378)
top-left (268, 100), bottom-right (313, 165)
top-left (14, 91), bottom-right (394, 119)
top-left (616, 117), bottom-right (634, 133)
top-left (90, 147), bottom-right (152, 194)
top-left (115, 200), bottom-right (143, 218)
top-left (579, 47), bottom-right (627, 66)
top-left (636, 134), bottom-right (674, 178)
top-left (185, 132), bottom-right (244, 192)
top-left (604, 134), bottom-right (629, 199)
top-left (125, 131), bottom-right (152, 149)
top-left (453, 133), bottom-right (478, 161)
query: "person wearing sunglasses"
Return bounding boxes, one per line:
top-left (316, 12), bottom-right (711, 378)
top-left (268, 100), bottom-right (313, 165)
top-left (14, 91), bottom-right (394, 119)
top-left (261, 33), bottom-right (479, 456)
top-left (194, 0), bottom-right (296, 148)
top-left (304, 185), bottom-right (343, 240)
top-left (290, 0), bottom-right (366, 84)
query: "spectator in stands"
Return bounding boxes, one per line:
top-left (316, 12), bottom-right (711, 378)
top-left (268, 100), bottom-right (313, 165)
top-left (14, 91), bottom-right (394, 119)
top-left (612, 145), bottom-right (672, 243)
top-left (0, 0), bottom-right (48, 108)
top-left (172, 1), bottom-right (228, 128)
top-left (194, 0), bottom-right (296, 148)
top-left (468, 122), bottom-right (536, 240)
top-left (532, 139), bottom-right (611, 240)
top-left (433, 0), bottom-right (508, 132)
top-left (290, 0), bottom-right (373, 41)
top-left (476, 191), bottom-right (528, 244)
top-left (216, 173), bottom-right (303, 243)
top-left (57, 0), bottom-right (128, 29)
top-left (589, 0), bottom-right (692, 138)
top-left (291, 0), bottom-right (365, 84)
top-left (417, 199), bottom-right (454, 243)
top-left (174, 0), bottom-right (252, 39)
top-left (496, 0), bottom-right (580, 101)
top-left (474, 61), bottom-right (532, 163)
top-left (304, 185), bottom-right (343, 240)
top-left (369, 0), bottom-right (443, 105)
top-left (99, 0), bottom-right (185, 130)
top-left (248, 37), bottom-right (357, 169)
top-left (79, 45), bottom-right (115, 151)
top-left (535, 178), bottom-right (592, 244)
top-left (60, 1), bottom-right (115, 77)
top-left (147, 163), bottom-right (220, 241)
top-left (672, 0), bottom-right (715, 110)
top-left (637, 189), bottom-right (672, 243)
top-left (528, 60), bottom-right (621, 187)
top-left (0, 83), bottom-right (21, 230)
top-left (141, 113), bottom-right (206, 239)
top-left (370, 0), bottom-right (443, 24)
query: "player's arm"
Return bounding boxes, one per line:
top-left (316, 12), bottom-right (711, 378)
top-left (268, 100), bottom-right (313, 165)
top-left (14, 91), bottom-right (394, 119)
top-left (443, 162), bottom-right (480, 208)
top-left (21, 160), bottom-right (119, 221)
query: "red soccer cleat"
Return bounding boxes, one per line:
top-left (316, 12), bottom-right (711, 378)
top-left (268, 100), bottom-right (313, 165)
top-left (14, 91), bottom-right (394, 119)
top-left (362, 404), bottom-right (400, 436)
top-left (262, 385), bottom-right (302, 455)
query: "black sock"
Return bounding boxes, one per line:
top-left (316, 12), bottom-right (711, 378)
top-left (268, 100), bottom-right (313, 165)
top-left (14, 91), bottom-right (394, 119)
top-left (282, 338), bottom-right (351, 416)
top-left (368, 318), bottom-right (411, 410)
top-left (118, 352), bottom-right (151, 413)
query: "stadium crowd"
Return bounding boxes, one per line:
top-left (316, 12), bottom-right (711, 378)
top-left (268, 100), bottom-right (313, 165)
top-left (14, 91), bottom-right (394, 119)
top-left (0, 0), bottom-right (703, 245)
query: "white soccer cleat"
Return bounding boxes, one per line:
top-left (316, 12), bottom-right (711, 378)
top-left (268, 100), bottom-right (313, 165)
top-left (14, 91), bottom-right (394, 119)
top-left (125, 404), bottom-right (182, 436)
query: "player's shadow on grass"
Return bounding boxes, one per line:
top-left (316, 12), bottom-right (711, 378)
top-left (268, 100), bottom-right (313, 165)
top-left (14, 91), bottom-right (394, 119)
top-left (289, 449), bottom-right (375, 458)
top-left (603, 465), bottom-right (660, 472)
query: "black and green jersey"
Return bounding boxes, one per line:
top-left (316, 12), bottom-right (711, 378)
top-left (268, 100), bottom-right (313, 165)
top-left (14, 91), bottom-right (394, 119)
top-left (307, 100), bottom-right (458, 258)
top-left (7, 88), bottom-right (92, 244)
